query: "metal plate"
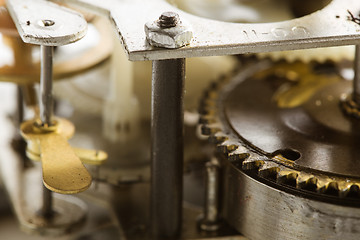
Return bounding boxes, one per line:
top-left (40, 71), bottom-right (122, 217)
top-left (65, 0), bottom-right (360, 61)
top-left (6, 0), bottom-right (87, 46)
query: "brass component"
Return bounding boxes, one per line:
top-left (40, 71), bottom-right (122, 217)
top-left (72, 148), bottom-right (107, 165)
top-left (20, 118), bottom-right (106, 194)
top-left (26, 147), bottom-right (107, 166)
top-left (39, 134), bottom-right (91, 194)
top-left (253, 61), bottom-right (340, 108)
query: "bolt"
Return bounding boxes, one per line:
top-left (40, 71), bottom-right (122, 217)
top-left (144, 12), bottom-right (193, 49)
top-left (158, 12), bottom-right (179, 28)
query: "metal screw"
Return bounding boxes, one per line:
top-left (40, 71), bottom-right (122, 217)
top-left (158, 12), bottom-right (179, 28)
top-left (144, 11), bottom-right (193, 49)
top-left (41, 19), bottom-right (55, 27)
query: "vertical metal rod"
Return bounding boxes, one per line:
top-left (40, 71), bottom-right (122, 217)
top-left (199, 158), bottom-right (221, 231)
top-left (151, 59), bottom-right (185, 238)
top-left (40, 45), bottom-right (53, 126)
top-left (42, 185), bottom-right (53, 218)
top-left (16, 86), bottom-right (24, 127)
top-left (39, 45), bottom-right (54, 218)
top-left (353, 45), bottom-right (360, 105)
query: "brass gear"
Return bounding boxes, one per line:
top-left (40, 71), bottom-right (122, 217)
top-left (199, 59), bottom-right (360, 199)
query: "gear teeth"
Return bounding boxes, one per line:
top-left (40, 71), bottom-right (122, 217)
top-left (198, 96), bottom-right (217, 115)
top-left (256, 45), bottom-right (354, 64)
top-left (198, 65), bottom-right (360, 199)
top-left (336, 182), bottom-right (360, 198)
top-left (316, 178), bottom-right (330, 191)
top-left (199, 97), bottom-right (216, 109)
top-left (209, 80), bottom-right (224, 90)
top-left (203, 89), bottom-right (219, 101)
top-left (318, 181), bottom-right (339, 196)
top-left (296, 173), bottom-right (318, 191)
top-left (201, 123), bottom-right (222, 135)
top-left (258, 162), bottom-right (280, 179)
top-left (199, 115), bottom-right (217, 124)
top-left (242, 155), bottom-right (265, 170)
top-left (228, 146), bottom-right (250, 161)
top-left (344, 184), bottom-right (360, 198)
top-left (337, 182), bottom-right (354, 198)
top-left (277, 169), bottom-right (298, 186)
top-left (217, 139), bottom-right (239, 154)
top-left (208, 131), bottom-right (228, 144)
top-left (198, 106), bottom-right (217, 116)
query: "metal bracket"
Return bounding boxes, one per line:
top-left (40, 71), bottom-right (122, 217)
top-left (6, 0), bottom-right (87, 46)
top-left (64, 0), bottom-right (360, 61)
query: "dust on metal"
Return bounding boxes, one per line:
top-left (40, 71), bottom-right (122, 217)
top-left (145, 11), bottom-right (193, 49)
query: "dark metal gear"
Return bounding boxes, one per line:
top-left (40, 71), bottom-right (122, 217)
top-left (199, 59), bottom-right (360, 200)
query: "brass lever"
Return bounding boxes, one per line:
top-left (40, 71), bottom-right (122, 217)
top-left (20, 118), bottom-right (105, 194)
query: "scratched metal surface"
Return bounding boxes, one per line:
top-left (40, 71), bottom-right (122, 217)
top-left (223, 160), bottom-right (360, 240)
top-left (6, 0), bottom-right (87, 46)
top-left (64, 0), bottom-right (360, 61)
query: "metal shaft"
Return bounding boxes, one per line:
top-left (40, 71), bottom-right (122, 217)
top-left (199, 158), bottom-right (221, 231)
top-left (353, 45), bottom-right (360, 105)
top-left (42, 185), bottom-right (53, 218)
top-left (40, 45), bottom-right (53, 126)
top-left (39, 45), bottom-right (54, 218)
top-left (151, 59), bottom-right (185, 238)
top-left (16, 86), bottom-right (24, 127)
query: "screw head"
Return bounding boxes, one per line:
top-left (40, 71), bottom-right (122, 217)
top-left (158, 12), bottom-right (179, 28)
top-left (40, 19), bottom-right (55, 27)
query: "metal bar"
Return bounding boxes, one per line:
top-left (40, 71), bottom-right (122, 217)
top-left (151, 59), bottom-right (185, 238)
top-left (6, 0), bottom-right (87, 46)
top-left (65, 0), bottom-right (360, 61)
top-left (199, 158), bottom-right (221, 231)
top-left (353, 45), bottom-right (360, 105)
top-left (16, 86), bottom-right (24, 127)
top-left (39, 45), bottom-right (54, 218)
top-left (40, 45), bottom-right (53, 126)
top-left (41, 185), bottom-right (53, 218)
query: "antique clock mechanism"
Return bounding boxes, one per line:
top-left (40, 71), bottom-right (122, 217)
top-left (1, 0), bottom-right (360, 240)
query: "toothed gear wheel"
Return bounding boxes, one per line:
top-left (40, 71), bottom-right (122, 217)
top-left (199, 59), bottom-right (360, 200)
top-left (256, 45), bottom-right (355, 63)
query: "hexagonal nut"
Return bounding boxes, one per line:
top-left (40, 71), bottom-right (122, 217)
top-left (144, 19), bottom-right (193, 49)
